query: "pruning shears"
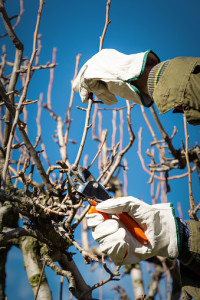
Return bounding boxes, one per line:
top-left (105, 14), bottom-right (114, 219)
top-left (68, 166), bottom-right (149, 245)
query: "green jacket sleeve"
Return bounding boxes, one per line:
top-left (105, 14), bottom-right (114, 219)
top-left (178, 219), bottom-right (200, 299)
top-left (149, 57), bottom-right (200, 125)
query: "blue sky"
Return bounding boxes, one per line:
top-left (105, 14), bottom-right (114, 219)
top-left (1, 0), bottom-right (200, 299)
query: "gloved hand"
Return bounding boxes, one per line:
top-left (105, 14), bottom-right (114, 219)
top-left (86, 196), bottom-right (179, 265)
top-left (73, 49), bottom-right (155, 107)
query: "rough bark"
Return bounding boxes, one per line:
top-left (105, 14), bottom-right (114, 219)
top-left (19, 236), bottom-right (52, 299)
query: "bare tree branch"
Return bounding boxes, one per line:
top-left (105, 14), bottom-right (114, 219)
top-left (103, 101), bottom-right (135, 186)
top-left (0, 0), bottom-right (24, 148)
top-left (74, 99), bottom-right (93, 167)
top-left (99, 0), bottom-right (111, 51)
top-left (1, 0), bottom-right (44, 190)
top-left (183, 115), bottom-right (198, 220)
top-left (150, 106), bottom-right (182, 165)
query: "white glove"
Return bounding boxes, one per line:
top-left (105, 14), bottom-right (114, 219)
top-left (86, 197), bottom-right (179, 265)
top-left (73, 49), bottom-right (156, 106)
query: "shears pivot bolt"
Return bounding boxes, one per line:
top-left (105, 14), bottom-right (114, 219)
top-left (93, 182), bottom-right (99, 188)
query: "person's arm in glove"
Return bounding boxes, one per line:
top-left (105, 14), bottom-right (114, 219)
top-left (86, 196), bottom-right (180, 265)
top-left (73, 49), bottom-right (159, 107)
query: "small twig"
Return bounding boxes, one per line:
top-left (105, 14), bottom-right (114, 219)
top-left (13, 155), bottom-right (23, 187)
top-left (47, 165), bottom-right (61, 175)
top-left (123, 158), bottom-right (128, 196)
top-left (112, 110), bottom-right (117, 148)
top-left (193, 202), bottom-right (200, 215)
top-left (64, 54), bottom-right (81, 161)
top-left (74, 99), bottom-right (93, 167)
top-left (150, 139), bottom-right (165, 146)
top-left (0, 44), bottom-right (6, 80)
top-left (17, 62), bottom-right (57, 73)
top-left (0, 0), bottom-right (24, 38)
top-left (47, 47), bottom-right (57, 110)
top-left (183, 115), bottom-right (197, 219)
top-left (150, 106), bottom-right (179, 162)
top-left (43, 103), bottom-right (58, 121)
top-left (36, 93), bottom-right (43, 140)
top-left (103, 101), bottom-right (135, 186)
top-left (72, 204), bottom-right (90, 230)
top-left (79, 263), bottom-right (120, 300)
top-left (119, 109), bottom-right (124, 151)
top-left (98, 142), bottom-right (119, 183)
top-left (177, 201), bottom-right (183, 219)
top-left (76, 106), bottom-right (87, 112)
top-left (138, 127), bottom-right (195, 182)
top-left (153, 181), bottom-right (161, 204)
top-left (141, 106), bottom-right (168, 163)
top-left (36, 95), bottom-right (57, 181)
top-left (171, 126), bottom-right (178, 139)
top-left (35, 33), bottom-right (42, 66)
top-left (102, 255), bottom-right (120, 276)
top-left (34, 259), bottom-right (46, 300)
top-left (99, 0), bottom-right (112, 51)
top-left (14, 99), bottom-right (39, 106)
top-left (88, 129), bottom-right (107, 169)
top-left (98, 103), bottom-right (136, 111)
top-left (97, 111), bottom-right (104, 172)
top-left (91, 0), bottom-right (112, 140)
top-left (92, 101), bottom-right (100, 141)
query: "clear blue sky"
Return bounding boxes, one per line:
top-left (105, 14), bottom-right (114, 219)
top-left (2, 0), bottom-right (200, 299)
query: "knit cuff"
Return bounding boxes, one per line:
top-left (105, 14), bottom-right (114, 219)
top-left (147, 60), bottom-right (170, 98)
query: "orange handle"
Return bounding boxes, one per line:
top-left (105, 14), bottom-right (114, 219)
top-left (116, 212), bottom-right (149, 245)
top-left (88, 199), bottom-right (149, 245)
top-left (88, 200), bottom-right (109, 220)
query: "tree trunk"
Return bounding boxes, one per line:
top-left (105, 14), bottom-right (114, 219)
top-left (20, 236), bottom-right (52, 299)
top-left (130, 264), bottom-right (145, 298)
